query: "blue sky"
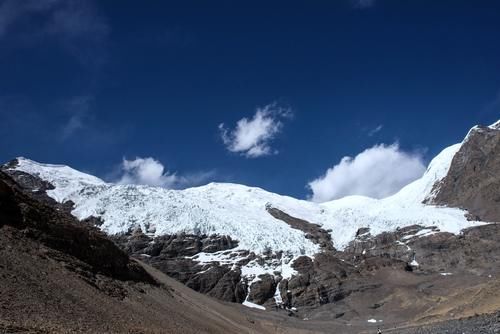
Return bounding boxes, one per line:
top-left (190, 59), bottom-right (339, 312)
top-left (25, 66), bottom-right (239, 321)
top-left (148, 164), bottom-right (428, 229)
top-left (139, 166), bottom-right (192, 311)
top-left (0, 0), bottom-right (499, 199)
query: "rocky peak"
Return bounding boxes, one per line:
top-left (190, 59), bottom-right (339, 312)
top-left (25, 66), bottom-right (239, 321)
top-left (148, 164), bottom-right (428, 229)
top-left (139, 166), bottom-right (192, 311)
top-left (425, 120), bottom-right (500, 222)
top-left (488, 119), bottom-right (500, 130)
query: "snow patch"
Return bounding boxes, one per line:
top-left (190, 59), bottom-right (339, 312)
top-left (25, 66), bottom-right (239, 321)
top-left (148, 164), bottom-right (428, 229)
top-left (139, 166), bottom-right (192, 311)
top-left (402, 228), bottom-right (437, 241)
top-left (242, 300), bottom-right (266, 310)
top-left (488, 120), bottom-right (500, 130)
top-left (273, 282), bottom-right (283, 305)
top-left (192, 250), bottom-right (298, 291)
top-left (367, 319), bottom-right (383, 323)
top-left (396, 240), bottom-right (412, 251)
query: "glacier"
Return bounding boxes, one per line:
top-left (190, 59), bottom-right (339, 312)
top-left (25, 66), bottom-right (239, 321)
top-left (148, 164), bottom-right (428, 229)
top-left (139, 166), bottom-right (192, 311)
top-left (10, 136), bottom-right (482, 258)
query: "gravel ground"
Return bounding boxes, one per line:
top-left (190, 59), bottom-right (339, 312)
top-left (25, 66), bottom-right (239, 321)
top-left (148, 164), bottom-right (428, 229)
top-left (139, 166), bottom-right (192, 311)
top-left (388, 313), bottom-right (500, 334)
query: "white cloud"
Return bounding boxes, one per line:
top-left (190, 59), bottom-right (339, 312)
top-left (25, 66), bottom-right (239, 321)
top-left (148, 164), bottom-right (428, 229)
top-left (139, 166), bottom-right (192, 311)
top-left (219, 103), bottom-right (292, 158)
top-left (367, 124), bottom-right (383, 137)
top-left (308, 143), bottom-right (426, 202)
top-left (117, 157), bottom-right (214, 189)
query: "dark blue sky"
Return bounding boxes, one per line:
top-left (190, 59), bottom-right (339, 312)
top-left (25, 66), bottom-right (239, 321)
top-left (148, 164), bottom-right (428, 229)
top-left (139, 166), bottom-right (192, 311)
top-left (1, 0), bottom-right (499, 198)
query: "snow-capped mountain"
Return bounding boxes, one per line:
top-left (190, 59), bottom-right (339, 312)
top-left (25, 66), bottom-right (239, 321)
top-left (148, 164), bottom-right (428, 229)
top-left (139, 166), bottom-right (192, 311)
top-left (3, 120), bottom-right (499, 312)
top-left (8, 124), bottom-right (492, 256)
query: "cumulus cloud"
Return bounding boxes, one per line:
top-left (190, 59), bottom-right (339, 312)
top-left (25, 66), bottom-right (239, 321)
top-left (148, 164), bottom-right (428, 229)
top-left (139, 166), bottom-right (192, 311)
top-left (117, 157), bottom-right (214, 189)
top-left (308, 144), bottom-right (426, 202)
top-left (219, 103), bottom-right (292, 158)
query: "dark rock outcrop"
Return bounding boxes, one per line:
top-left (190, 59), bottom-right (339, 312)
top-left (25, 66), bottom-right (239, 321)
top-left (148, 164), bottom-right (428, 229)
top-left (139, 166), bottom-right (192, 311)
top-left (425, 124), bottom-right (500, 222)
top-left (111, 228), bottom-right (248, 302)
top-left (206, 268), bottom-right (247, 303)
top-left (1, 160), bottom-right (76, 213)
top-left (273, 221), bottom-right (499, 312)
top-left (278, 252), bottom-right (382, 308)
top-left (267, 205), bottom-right (335, 251)
top-left (247, 274), bottom-right (277, 304)
top-left (342, 223), bottom-right (500, 275)
top-left (113, 230), bottom-right (238, 258)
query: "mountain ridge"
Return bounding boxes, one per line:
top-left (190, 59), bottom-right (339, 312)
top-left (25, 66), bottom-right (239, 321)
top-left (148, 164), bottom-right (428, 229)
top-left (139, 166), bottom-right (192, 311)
top-left (1, 120), bottom-right (499, 331)
top-left (4, 138), bottom-right (478, 254)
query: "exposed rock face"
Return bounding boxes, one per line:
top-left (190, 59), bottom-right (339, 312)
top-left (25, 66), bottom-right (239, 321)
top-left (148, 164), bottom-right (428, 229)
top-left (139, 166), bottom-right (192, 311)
top-left (111, 229), bottom-right (248, 303)
top-left (343, 224), bottom-right (500, 275)
top-left (343, 225), bottom-right (436, 266)
top-left (266, 206), bottom-right (335, 251)
top-left (201, 267), bottom-right (248, 302)
top-left (425, 124), bottom-right (500, 222)
top-left (1, 161), bottom-right (78, 215)
top-left (247, 274), bottom-right (277, 304)
top-left (281, 254), bottom-right (358, 307)
top-left (265, 221), bottom-right (500, 314)
top-left (113, 230), bottom-right (239, 258)
top-left (0, 177), bottom-right (22, 226)
top-left (411, 224), bottom-right (500, 273)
